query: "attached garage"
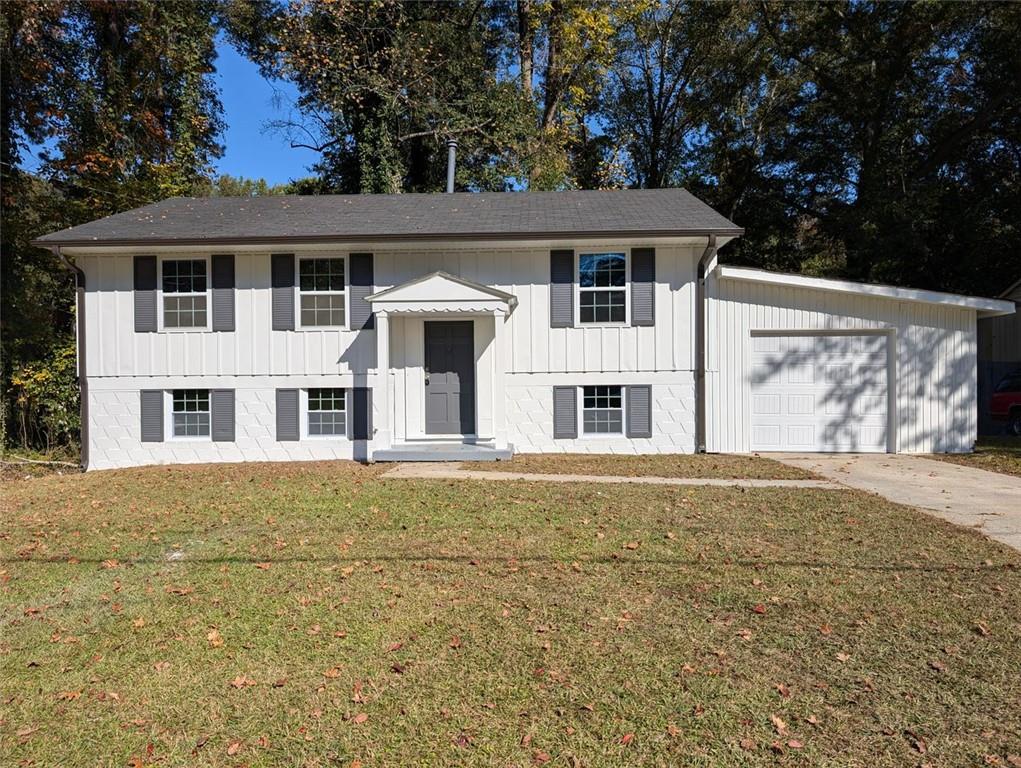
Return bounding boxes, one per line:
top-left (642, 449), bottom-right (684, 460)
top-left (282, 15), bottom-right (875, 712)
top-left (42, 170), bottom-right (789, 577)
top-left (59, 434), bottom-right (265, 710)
top-left (706, 267), bottom-right (1015, 454)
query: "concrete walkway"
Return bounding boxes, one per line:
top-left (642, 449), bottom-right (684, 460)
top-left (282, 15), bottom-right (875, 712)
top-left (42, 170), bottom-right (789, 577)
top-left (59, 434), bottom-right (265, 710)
top-left (380, 462), bottom-right (844, 489)
top-left (773, 453), bottom-right (1021, 552)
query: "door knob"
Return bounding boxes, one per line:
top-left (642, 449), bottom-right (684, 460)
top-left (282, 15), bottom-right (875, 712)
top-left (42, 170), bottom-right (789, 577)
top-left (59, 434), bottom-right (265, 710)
top-left (425, 377), bottom-right (430, 386)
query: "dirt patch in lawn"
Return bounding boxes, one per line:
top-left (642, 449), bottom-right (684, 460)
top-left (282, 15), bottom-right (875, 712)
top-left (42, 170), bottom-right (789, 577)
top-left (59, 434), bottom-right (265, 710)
top-left (2, 461), bottom-right (1019, 767)
top-left (463, 452), bottom-right (819, 480)
top-left (931, 438), bottom-right (1021, 478)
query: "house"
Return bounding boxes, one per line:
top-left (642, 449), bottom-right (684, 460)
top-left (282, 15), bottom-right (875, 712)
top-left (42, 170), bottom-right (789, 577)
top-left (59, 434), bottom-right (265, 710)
top-left (978, 277), bottom-right (1021, 435)
top-left (32, 189), bottom-right (1015, 470)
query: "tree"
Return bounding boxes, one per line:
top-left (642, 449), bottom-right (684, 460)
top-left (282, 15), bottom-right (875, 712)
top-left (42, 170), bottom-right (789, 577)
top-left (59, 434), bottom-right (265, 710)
top-left (1, 0), bottom-right (226, 451)
top-left (234, 0), bottom-right (530, 194)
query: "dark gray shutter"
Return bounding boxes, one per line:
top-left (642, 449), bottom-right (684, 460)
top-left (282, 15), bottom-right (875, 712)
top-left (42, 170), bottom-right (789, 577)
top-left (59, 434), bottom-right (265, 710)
top-left (139, 390), bottom-right (163, 442)
top-left (133, 255), bottom-right (158, 333)
top-left (352, 387), bottom-right (372, 440)
top-left (626, 385), bottom-right (652, 438)
top-left (271, 253), bottom-right (295, 331)
top-left (276, 389), bottom-right (299, 441)
top-left (552, 386), bottom-right (577, 439)
top-left (211, 254), bottom-right (235, 332)
top-left (630, 248), bottom-right (655, 327)
top-left (550, 249), bottom-right (574, 328)
top-left (349, 252), bottom-right (374, 330)
top-left (211, 389), bottom-right (235, 441)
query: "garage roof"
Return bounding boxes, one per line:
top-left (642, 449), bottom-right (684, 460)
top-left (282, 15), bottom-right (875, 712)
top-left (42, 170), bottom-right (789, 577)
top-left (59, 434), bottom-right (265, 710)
top-left (32, 189), bottom-right (742, 247)
top-left (718, 266), bottom-right (1016, 318)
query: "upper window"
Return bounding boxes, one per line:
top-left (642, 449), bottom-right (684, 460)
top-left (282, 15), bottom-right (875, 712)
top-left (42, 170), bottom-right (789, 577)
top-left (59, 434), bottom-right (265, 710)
top-left (172, 389), bottom-right (210, 438)
top-left (299, 257), bottom-right (346, 327)
top-left (162, 259), bottom-right (208, 328)
top-left (579, 252), bottom-right (626, 323)
top-left (308, 388), bottom-right (346, 436)
top-left (582, 385), bottom-right (623, 434)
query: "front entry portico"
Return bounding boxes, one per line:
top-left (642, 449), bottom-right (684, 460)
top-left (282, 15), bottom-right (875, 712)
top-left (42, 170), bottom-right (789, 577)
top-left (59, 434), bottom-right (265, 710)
top-left (366, 272), bottom-right (517, 461)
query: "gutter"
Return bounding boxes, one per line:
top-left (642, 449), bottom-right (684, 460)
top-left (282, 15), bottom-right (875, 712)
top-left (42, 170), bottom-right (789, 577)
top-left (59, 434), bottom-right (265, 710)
top-left (694, 234), bottom-right (718, 454)
top-left (50, 246), bottom-right (89, 471)
top-left (29, 226), bottom-right (744, 250)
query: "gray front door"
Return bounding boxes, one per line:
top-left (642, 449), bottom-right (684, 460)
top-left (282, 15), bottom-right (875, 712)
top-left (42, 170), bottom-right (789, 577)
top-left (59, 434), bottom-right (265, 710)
top-left (425, 321), bottom-right (475, 435)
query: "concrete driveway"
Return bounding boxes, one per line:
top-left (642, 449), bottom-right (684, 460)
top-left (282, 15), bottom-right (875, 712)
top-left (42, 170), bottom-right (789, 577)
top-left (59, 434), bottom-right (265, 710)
top-left (774, 453), bottom-right (1021, 552)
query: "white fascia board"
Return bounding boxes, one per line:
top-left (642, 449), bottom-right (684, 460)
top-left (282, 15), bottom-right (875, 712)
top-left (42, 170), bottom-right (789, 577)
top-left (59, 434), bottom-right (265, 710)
top-left (718, 266), bottom-right (1016, 318)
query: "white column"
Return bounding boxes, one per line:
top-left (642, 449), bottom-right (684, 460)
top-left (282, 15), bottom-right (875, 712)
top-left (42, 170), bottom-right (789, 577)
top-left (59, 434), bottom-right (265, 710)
top-left (375, 310), bottom-right (392, 450)
top-left (492, 309), bottom-right (508, 449)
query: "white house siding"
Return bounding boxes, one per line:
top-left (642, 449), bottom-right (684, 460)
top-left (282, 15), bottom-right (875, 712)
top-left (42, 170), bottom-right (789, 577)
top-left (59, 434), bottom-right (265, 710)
top-left (706, 275), bottom-right (978, 454)
top-left (79, 243), bottom-right (698, 378)
top-left (505, 373), bottom-right (696, 454)
top-left (86, 379), bottom-right (377, 470)
top-left (77, 242), bottom-right (702, 468)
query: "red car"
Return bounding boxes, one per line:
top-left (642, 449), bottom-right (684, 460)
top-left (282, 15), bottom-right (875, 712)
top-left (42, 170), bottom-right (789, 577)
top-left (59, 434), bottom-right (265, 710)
top-left (991, 372), bottom-right (1021, 436)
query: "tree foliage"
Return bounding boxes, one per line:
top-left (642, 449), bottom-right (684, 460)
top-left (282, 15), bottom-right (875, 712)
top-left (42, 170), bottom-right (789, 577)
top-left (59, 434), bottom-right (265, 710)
top-left (2, 0), bottom-right (1020, 453)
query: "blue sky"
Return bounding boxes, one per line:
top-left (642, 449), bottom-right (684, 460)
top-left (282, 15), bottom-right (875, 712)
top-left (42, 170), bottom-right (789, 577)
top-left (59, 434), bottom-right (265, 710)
top-left (212, 39), bottom-right (319, 185)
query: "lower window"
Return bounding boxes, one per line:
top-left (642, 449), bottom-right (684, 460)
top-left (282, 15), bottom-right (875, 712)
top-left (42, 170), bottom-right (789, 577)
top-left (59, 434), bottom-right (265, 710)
top-left (582, 385), bottom-right (623, 434)
top-left (308, 388), bottom-right (346, 436)
top-left (172, 389), bottom-right (210, 437)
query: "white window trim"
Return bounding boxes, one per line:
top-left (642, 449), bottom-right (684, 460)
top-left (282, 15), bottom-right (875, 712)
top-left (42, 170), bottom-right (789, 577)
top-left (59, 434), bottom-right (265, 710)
top-left (578, 384), bottom-right (626, 438)
top-left (301, 387), bottom-right (350, 440)
top-left (575, 251), bottom-right (630, 328)
top-left (157, 255), bottom-right (211, 333)
top-left (164, 388), bottom-right (212, 442)
top-left (296, 255), bottom-right (349, 330)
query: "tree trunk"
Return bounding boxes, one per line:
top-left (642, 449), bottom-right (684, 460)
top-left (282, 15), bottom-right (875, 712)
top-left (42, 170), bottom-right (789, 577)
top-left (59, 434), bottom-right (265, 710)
top-left (518, 0), bottom-right (532, 99)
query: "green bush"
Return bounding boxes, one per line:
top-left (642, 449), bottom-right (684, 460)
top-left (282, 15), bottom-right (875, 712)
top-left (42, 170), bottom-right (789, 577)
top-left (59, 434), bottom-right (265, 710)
top-left (7, 340), bottom-right (80, 453)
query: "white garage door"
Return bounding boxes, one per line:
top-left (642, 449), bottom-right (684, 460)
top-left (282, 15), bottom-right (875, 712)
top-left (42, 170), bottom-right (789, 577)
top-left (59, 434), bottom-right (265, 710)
top-left (749, 333), bottom-right (889, 452)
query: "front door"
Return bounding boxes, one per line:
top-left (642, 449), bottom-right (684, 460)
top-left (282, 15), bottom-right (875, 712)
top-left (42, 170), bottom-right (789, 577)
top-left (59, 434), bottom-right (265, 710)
top-left (424, 321), bottom-right (475, 435)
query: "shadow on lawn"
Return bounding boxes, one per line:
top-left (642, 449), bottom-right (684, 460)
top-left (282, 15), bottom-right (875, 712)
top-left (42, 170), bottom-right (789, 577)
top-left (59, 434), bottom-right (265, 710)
top-left (5, 553), bottom-right (1018, 574)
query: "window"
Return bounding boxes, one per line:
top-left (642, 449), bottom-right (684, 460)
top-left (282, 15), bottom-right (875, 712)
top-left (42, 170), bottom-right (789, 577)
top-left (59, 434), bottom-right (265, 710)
top-left (308, 388), bottom-right (346, 436)
top-left (579, 252), bottom-right (626, 323)
top-left (172, 389), bottom-right (210, 437)
top-left (582, 385), bottom-right (623, 434)
top-left (299, 257), bottom-right (346, 327)
top-left (162, 259), bottom-right (208, 328)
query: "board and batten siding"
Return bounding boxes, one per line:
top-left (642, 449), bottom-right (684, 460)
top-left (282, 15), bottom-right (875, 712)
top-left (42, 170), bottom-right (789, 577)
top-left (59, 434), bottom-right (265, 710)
top-left (706, 275), bottom-right (978, 454)
top-left (78, 244), bottom-right (698, 379)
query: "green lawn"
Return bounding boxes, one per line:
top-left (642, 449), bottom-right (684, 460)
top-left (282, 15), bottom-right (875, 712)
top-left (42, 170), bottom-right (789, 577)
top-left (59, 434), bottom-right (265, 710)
top-left (933, 437), bottom-right (1021, 478)
top-left (462, 453), bottom-right (817, 479)
top-left (2, 462), bottom-right (1020, 767)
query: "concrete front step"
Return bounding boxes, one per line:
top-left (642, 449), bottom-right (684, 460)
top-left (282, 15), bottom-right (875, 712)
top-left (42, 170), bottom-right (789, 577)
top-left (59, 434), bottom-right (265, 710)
top-left (372, 442), bottom-right (513, 462)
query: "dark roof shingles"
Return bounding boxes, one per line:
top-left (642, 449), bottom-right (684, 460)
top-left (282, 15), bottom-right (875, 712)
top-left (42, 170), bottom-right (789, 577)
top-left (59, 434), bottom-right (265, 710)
top-left (33, 189), bottom-right (741, 245)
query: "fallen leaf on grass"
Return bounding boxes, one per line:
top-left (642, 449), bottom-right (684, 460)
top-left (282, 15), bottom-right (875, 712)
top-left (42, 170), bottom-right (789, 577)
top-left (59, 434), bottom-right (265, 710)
top-left (101, 559), bottom-right (118, 569)
top-left (752, 603), bottom-right (767, 615)
top-left (206, 629), bottom-right (223, 648)
top-left (770, 714), bottom-right (787, 736)
top-left (533, 751), bottom-right (551, 764)
top-left (153, 661), bottom-right (170, 672)
top-left (352, 713), bottom-right (368, 725)
top-left (230, 675), bottom-right (256, 689)
top-left (775, 682), bottom-right (790, 698)
top-left (387, 641), bottom-right (404, 652)
top-left (787, 739), bottom-right (803, 749)
top-left (56, 690), bottom-right (81, 701)
top-left (974, 621), bottom-right (991, 637)
top-left (227, 740), bottom-right (243, 755)
top-left (623, 542), bottom-right (639, 550)
top-left (322, 667), bottom-right (342, 679)
top-left (255, 562), bottom-right (272, 570)
top-left (928, 660), bottom-right (946, 672)
top-left (904, 730), bottom-right (927, 754)
top-left (621, 733), bottom-right (634, 745)
top-left (739, 738), bottom-right (756, 751)
top-left (836, 652), bottom-right (851, 662)
top-left (449, 635), bottom-right (462, 649)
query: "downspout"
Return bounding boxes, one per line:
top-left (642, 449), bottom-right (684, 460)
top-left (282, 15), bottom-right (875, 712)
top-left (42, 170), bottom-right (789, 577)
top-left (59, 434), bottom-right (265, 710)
top-left (52, 246), bottom-right (88, 470)
top-left (694, 234), bottom-right (718, 454)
